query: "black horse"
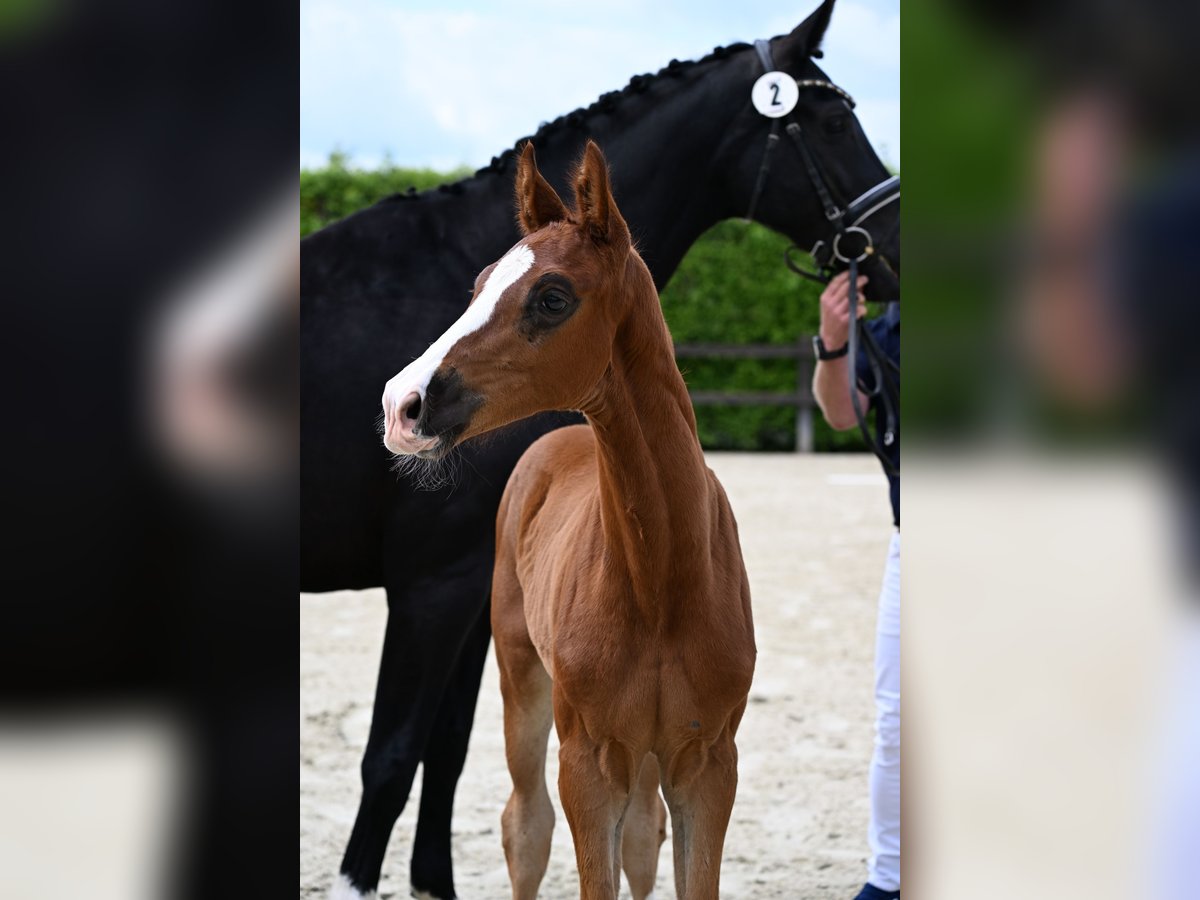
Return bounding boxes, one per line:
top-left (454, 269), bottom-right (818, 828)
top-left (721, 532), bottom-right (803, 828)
top-left (301, 3), bottom-right (899, 897)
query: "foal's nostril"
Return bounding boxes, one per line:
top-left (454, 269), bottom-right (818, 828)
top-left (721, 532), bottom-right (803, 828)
top-left (400, 392), bottom-right (422, 425)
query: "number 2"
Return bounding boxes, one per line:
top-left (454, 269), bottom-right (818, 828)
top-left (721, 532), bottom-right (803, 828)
top-left (770, 82), bottom-right (781, 106)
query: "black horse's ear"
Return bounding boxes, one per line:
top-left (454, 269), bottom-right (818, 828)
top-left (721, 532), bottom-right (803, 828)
top-left (778, 0), bottom-right (836, 61)
top-left (515, 143), bottom-right (569, 235)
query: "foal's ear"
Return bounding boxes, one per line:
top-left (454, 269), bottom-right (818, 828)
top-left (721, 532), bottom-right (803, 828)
top-left (572, 140), bottom-right (629, 247)
top-left (778, 0), bottom-right (836, 60)
top-left (515, 143), bottom-right (569, 235)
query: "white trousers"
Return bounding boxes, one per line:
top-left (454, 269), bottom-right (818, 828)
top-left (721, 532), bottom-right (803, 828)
top-left (867, 530), bottom-right (901, 891)
top-left (1150, 611), bottom-right (1200, 898)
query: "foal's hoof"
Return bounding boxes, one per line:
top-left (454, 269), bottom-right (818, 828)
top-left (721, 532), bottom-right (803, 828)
top-left (410, 888), bottom-right (453, 900)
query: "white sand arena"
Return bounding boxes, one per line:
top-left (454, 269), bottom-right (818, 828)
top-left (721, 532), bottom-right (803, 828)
top-left (301, 453), bottom-right (893, 899)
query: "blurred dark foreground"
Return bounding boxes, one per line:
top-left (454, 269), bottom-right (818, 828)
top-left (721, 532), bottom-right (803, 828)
top-left (904, 0), bottom-right (1200, 897)
top-left (4, 0), bottom-right (1200, 897)
top-left (0, 1), bottom-right (295, 896)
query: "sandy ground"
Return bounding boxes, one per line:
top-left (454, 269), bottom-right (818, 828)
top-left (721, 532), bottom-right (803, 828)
top-left (301, 453), bottom-right (893, 899)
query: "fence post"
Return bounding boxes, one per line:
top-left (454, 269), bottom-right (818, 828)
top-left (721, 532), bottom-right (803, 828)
top-left (796, 335), bottom-right (814, 454)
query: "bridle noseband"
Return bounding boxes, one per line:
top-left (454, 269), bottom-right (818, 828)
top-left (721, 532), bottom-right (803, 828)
top-left (745, 38), bottom-right (899, 476)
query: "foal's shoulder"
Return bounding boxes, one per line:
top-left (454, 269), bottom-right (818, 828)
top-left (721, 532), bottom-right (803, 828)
top-left (518, 423), bottom-right (596, 474)
top-left (503, 424), bottom-right (596, 501)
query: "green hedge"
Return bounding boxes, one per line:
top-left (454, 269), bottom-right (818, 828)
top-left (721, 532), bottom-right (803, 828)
top-left (301, 155), bottom-right (867, 452)
top-left (301, 152), bottom-right (472, 236)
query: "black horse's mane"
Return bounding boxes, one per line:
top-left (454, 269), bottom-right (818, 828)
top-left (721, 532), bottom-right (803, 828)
top-left (386, 41), bottom-right (754, 203)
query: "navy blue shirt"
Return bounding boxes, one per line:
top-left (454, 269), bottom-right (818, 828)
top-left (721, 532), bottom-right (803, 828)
top-left (854, 302), bottom-right (900, 526)
top-left (1119, 152), bottom-right (1200, 572)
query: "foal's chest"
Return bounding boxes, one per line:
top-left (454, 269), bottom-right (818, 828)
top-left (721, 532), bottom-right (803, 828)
top-left (550, 596), bottom-right (754, 743)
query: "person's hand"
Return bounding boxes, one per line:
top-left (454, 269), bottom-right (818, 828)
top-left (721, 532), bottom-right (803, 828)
top-left (818, 271), bottom-right (868, 351)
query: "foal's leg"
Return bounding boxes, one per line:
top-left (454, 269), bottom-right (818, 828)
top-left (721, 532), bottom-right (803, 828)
top-left (661, 728), bottom-right (741, 900)
top-left (496, 646), bottom-right (555, 900)
top-left (557, 713), bottom-right (634, 900)
top-left (493, 574), bottom-right (555, 899)
top-left (620, 754), bottom-right (667, 900)
top-left (411, 600), bottom-right (492, 899)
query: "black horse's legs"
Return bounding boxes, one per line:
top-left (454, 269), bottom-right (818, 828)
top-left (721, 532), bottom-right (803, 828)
top-left (410, 600), bottom-right (492, 899)
top-left (335, 606), bottom-right (432, 899)
top-left (334, 558), bottom-right (491, 899)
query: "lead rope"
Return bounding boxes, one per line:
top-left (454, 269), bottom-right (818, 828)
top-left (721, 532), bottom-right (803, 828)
top-left (846, 257), bottom-right (898, 477)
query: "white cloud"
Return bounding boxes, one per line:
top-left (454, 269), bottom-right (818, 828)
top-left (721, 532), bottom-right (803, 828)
top-left (856, 97), bottom-right (901, 169)
top-left (384, 10), bottom-right (692, 164)
top-left (300, 148), bottom-right (333, 169)
top-left (823, 0), bottom-right (900, 69)
top-left (300, 0), bottom-right (899, 169)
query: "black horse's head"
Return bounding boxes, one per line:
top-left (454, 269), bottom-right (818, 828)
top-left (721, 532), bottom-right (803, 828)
top-left (717, 0), bottom-right (899, 302)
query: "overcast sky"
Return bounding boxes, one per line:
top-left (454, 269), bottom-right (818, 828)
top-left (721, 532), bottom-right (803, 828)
top-left (300, 0), bottom-right (899, 172)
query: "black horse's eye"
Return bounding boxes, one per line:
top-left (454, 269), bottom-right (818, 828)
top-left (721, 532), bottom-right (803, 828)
top-left (824, 114), bottom-right (848, 135)
top-left (541, 291), bottom-right (568, 313)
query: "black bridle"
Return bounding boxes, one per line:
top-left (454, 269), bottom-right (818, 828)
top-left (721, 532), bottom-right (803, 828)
top-left (745, 38), bottom-right (899, 477)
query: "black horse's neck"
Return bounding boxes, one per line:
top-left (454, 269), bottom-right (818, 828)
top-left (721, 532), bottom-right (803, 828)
top-left (518, 56), bottom-right (756, 286)
top-left (348, 45), bottom-right (758, 292)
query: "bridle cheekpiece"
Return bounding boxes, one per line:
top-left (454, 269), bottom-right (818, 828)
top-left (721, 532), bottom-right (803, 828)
top-left (743, 38), bottom-right (900, 475)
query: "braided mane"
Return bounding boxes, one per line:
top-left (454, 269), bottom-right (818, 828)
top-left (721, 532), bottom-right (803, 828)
top-left (387, 42), bottom-right (754, 202)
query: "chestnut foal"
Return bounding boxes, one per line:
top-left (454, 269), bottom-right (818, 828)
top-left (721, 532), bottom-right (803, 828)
top-left (382, 141), bottom-right (755, 899)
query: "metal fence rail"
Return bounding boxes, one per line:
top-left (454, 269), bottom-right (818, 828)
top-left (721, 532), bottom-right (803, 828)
top-left (674, 337), bottom-right (816, 453)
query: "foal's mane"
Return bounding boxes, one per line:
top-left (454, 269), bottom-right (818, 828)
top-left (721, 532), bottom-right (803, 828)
top-left (384, 42), bottom-right (754, 204)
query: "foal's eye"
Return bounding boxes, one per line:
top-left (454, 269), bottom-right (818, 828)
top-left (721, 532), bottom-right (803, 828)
top-left (541, 292), bottom-right (569, 313)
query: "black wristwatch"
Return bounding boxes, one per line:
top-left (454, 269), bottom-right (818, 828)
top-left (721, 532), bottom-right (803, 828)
top-left (813, 334), bottom-right (849, 361)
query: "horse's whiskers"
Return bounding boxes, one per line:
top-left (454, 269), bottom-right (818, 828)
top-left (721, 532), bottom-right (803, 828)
top-left (388, 446), bottom-right (460, 492)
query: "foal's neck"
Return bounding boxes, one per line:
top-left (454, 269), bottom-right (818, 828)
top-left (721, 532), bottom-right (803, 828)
top-left (582, 256), bottom-right (714, 604)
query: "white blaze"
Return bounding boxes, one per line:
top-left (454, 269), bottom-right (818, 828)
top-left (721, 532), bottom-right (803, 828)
top-left (383, 243), bottom-right (534, 408)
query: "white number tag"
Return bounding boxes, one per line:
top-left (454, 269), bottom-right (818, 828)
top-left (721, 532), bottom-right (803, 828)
top-left (751, 73), bottom-right (798, 118)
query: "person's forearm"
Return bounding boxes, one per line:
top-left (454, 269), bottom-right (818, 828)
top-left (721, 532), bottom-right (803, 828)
top-left (813, 270), bottom-right (870, 430)
top-left (813, 357), bottom-right (860, 431)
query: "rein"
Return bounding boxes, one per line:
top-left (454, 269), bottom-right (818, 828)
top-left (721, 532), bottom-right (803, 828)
top-left (746, 38), bottom-right (899, 476)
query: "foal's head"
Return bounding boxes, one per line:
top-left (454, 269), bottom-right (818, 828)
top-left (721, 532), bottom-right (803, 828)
top-left (383, 141), bottom-right (643, 459)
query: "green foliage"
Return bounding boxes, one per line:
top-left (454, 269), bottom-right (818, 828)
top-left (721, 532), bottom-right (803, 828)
top-left (0, 0), bottom-right (58, 39)
top-left (659, 220), bottom-right (865, 452)
top-left (301, 158), bottom-right (872, 451)
top-left (300, 151), bottom-right (470, 237)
